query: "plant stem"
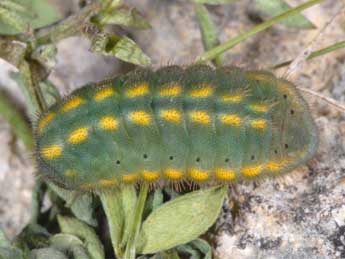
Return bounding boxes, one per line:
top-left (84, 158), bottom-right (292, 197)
top-left (196, 0), bottom-right (323, 63)
top-left (271, 40), bottom-right (345, 69)
top-left (99, 189), bottom-right (124, 258)
top-left (124, 184), bottom-right (149, 259)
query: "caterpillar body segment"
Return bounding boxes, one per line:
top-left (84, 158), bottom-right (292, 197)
top-left (35, 65), bottom-right (318, 191)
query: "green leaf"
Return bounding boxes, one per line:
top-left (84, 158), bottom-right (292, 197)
top-left (30, 248), bottom-right (68, 259)
top-left (0, 228), bottom-right (10, 247)
top-left (0, 6), bottom-right (28, 33)
top-left (13, 223), bottom-right (50, 251)
top-left (196, 0), bottom-right (322, 63)
top-left (0, 247), bottom-right (24, 259)
top-left (57, 216), bottom-right (104, 259)
top-left (90, 33), bottom-right (151, 67)
top-left (50, 234), bottom-right (91, 259)
top-left (176, 239), bottom-right (212, 259)
top-left (137, 185), bottom-right (227, 254)
top-left (192, 0), bottom-right (238, 4)
top-left (48, 183), bottom-right (97, 227)
top-left (0, 90), bottom-right (34, 150)
top-left (255, 0), bottom-right (316, 29)
top-left (98, 186), bottom-right (137, 257)
top-left (0, 0), bottom-right (61, 35)
top-left (195, 4), bottom-right (223, 66)
top-left (143, 189), bottom-right (164, 219)
top-left (93, 4), bottom-right (151, 29)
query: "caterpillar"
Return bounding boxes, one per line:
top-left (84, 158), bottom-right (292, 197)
top-left (34, 64), bottom-right (318, 191)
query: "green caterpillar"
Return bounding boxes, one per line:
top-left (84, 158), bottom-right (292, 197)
top-left (34, 65), bottom-right (318, 191)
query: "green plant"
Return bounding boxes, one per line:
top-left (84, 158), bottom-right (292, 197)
top-left (0, 0), bottom-right (343, 259)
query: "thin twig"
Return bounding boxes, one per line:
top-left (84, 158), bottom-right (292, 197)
top-left (283, 3), bottom-right (345, 80)
top-left (297, 86), bottom-right (345, 113)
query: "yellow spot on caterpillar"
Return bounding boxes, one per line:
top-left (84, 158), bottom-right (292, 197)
top-left (68, 127), bottom-right (88, 144)
top-left (215, 168), bottom-right (236, 181)
top-left (41, 144), bottom-right (62, 160)
top-left (189, 168), bottom-right (209, 181)
top-left (164, 168), bottom-right (183, 180)
top-left (129, 111), bottom-right (152, 125)
top-left (125, 83), bottom-right (149, 98)
top-left (241, 164), bottom-right (263, 178)
top-left (99, 178), bottom-right (118, 187)
top-left (94, 87), bottom-right (115, 101)
top-left (142, 170), bottom-right (160, 181)
top-left (189, 111), bottom-right (211, 125)
top-left (64, 169), bottom-right (77, 178)
top-left (221, 94), bottom-right (243, 103)
top-left (189, 85), bottom-right (213, 98)
top-left (251, 119), bottom-right (267, 129)
top-left (249, 104), bottom-right (270, 113)
top-left (80, 183), bottom-right (96, 190)
top-left (266, 160), bottom-right (288, 172)
top-left (160, 109), bottom-right (181, 123)
top-left (159, 85), bottom-right (182, 97)
top-left (99, 116), bottom-right (118, 130)
top-left (38, 112), bottom-right (56, 133)
top-left (122, 173), bottom-right (139, 183)
top-left (62, 97), bottom-right (84, 112)
top-left (220, 114), bottom-right (241, 126)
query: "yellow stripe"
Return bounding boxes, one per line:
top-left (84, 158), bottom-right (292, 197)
top-left (189, 85), bottom-right (213, 98)
top-left (64, 169), bottom-right (77, 178)
top-left (122, 173), bottom-right (139, 183)
top-left (99, 178), bottom-right (118, 187)
top-left (99, 116), bottom-right (118, 130)
top-left (266, 160), bottom-right (288, 172)
top-left (41, 144), bottom-right (62, 160)
top-left (241, 164), bottom-right (263, 178)
top-left (159, 85), bottom-right (182, 97)
top-left (249, 104), bottom-right (270, 113)
top-left (125, 83), bottom-right (149, 98)
top-left (251, 119), bottom-right (267, 130)
top-left (221, 94), bottom-right (243, 103)
top-left (68, 127), bottom-right (88, 144)
top-left (215, 168), bottom-right (236, 181)
top-left (189, 111), bottom-right (211, 125)
top-left (189, 168), bottom-right (209, 181)
top-left (220, 114), bottom-right (241, 126)
top-left (94, 87), bottom-right (115, 101)
top-left (160, 109), bottom-right (181, 123)
top-left (62, 97), bottom-right (84, 112)
top-left (38, 112), bottom-right (56, 133)
top-left (129, 111), bottom-right (152, 126)
top-left (142, 170), bottom-right (160, 181)
top-left (164, 168), bottom-right (183, 180)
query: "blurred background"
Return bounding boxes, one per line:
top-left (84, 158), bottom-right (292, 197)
top-left (0, 0), bottom-right (344, 258)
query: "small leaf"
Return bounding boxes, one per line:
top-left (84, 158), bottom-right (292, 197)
top-left (255, 0), bottom-right (316, 29)
top-left (137, 185), bottom-right (227, 254)
top-left (0, 6), bottom-right (28, 32)
top-left (50, 234), bottom-right (91, 259)
top-left (0, 228), bottom-right (10, 247)
top-left (195, 4), bottom-right (223, 66)
top-left (48, 183), bottom-right (97, 227)
top-left (94, 5), bottom-right (151, 29)
top-left (57, 216), bottom-right (104, 259)
top-left (0, 0), bottom-right (61, 35)
top-left (90, 33), bottom-right (151, 67)
top-left (0, 247), bottom-right (24, 259)
top-left (143, 189), bottom-right (164, 219)
top-left (99, 186), bottom-right (137, 257)
top-left (192, 0), bottom-right (238, 5)
top-left (176, 239), bottom-right (212, 259)
top-left (30, 248), bottom-right (68, 259)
